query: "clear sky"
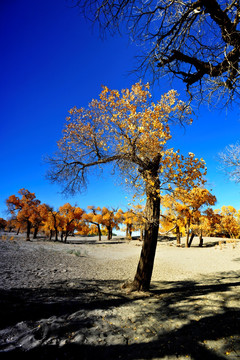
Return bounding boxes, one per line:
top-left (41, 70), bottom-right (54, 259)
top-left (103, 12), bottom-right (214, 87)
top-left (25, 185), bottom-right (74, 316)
top-left (1, 0), bottom-right (240, 219)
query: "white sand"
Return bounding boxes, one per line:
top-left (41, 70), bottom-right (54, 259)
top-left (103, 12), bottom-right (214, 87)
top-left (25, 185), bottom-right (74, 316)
top-left (0, 234), bottom-right (239, 359)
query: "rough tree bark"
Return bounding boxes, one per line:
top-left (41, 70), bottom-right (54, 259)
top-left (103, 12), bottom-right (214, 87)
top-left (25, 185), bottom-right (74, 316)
top-left (129, 166), bottom-right (160, 291)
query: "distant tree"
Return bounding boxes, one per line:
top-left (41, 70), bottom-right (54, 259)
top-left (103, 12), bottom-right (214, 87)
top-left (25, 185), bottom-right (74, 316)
top-left (76, 0), bottom-right (240, 105)
top-left (40, 205), bottom-right (62, 242)
top-left (161, 196), bottom-right (186, 246)
top-left (30, 203), bottom-right (50, 239)
top-left (58, 203), bottom-right (84, 242)
top-left (5, 217), bottom-right (19, 233)
top-left (6, 189), bottom-right (41, 241)
top-left (47, 82), bottom-right (206, 291)
top-left (162, 187), bottom-right (216, 247)
top-left (123, 205), bottom-right (145, 239)
top-left (101, 207), bottom-right (123, 240)
top-left (83, 206), bottom-right (104, 241)
top-left (215, 205), bottom-right (240, 238)
top-left (192, 208), bottom-right (221, 245)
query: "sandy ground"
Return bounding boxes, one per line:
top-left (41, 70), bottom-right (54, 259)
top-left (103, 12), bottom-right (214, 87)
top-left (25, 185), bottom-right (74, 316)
top-left (0, 232), bottom-right (240, 359)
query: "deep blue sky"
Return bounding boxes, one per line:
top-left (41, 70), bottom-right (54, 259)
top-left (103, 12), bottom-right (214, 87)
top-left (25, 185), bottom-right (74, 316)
top-left (1, 0), bottom-right (240, 219)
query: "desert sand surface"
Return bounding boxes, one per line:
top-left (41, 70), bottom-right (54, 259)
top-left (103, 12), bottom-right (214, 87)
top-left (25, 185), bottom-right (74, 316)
top-left (0, 232), bottom-right (239, 359)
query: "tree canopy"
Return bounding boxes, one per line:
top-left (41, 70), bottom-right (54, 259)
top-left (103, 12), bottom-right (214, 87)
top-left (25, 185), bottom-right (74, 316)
top-left (75, 0), bottom-right (240, 105)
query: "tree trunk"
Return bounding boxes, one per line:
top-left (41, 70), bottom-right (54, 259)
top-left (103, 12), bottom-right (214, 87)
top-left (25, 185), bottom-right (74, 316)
top-left (49, 229), bottom-right (53, 241)
top-left (54, 229), bottom-right (58, 242)
top-left (199, 229), bottom-right (203, 247)
top-left (128, 169), bottom-right (160, 291)
top-left (129, 224), bottom-right (132, 240)
top-left (176, 224), bottom-right (181, 246)
top-left (26, 220), bottom-right (31, 241)
top-left (131, 194), bottom-right (160, 291)
top-left (185, 219), bottom-right (191, 247)
top-left (33, 227), bottom-right (38, 239)
top-left (17, 227), bottom-right (20, 235)
top-left (64, 231), bottom-right (68, 243)
top-left (107, 226), bottom-right (112, 240)
top-left (188, 232), bottom-right (195, 247)
top-left (97, 224), bottom-right (102, 241)
top-left (126, 224), bottom-right (132, 240)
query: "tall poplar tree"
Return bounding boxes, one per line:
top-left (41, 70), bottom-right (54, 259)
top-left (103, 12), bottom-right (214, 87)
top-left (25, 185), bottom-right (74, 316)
top-left (47, 82), bottom-right (206, 290)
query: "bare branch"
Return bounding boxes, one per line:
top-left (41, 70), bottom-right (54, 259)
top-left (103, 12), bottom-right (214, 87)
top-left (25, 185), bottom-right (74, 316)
top-left (73, 0), bottom-right (240, 106)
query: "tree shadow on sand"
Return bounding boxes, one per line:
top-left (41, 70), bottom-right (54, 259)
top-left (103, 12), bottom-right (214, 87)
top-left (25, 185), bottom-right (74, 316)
top-left (0, 274), bottom-right (239, 359)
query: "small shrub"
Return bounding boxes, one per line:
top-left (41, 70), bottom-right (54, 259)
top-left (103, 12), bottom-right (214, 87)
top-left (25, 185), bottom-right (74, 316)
top-left (67, 249), bottom-right (82, 257)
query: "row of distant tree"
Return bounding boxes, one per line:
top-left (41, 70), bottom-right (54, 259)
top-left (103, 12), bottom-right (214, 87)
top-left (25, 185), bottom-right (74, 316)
top-left (1, 188), bottom-right (144, 242)
top-left (1, 187), bottom-right (240, 246)
top-left (160, 187), bottom-right (240, 247)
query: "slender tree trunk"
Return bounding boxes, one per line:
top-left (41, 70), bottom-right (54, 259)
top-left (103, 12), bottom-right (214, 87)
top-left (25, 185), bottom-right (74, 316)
top-left (107, 226), bottom-right (112, 240)
top-left (17, 227), bottom-right (20, 235)
top-left (176, 224), bottom-right (181, 246)
top-left (33, 227), bottom-right (38, 239)
top-left (199, 230), bottom-right (203, 247)
top-left (129, 224), bottom-right (132, 240)
top-left (97, 224), bottom-right (102, 241)
top-left (188, 232), bottom-right (195, 247)
top-left (185, 219), bottom-right (191, 248)
top-left (64, 231), bottom-right (68, 243)
top-left (49, 229), bottom-right (53, 241)
top-left (26, 220), bottom-right (31, 241)
top-left (54, 228), bottom-right (58, 242)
